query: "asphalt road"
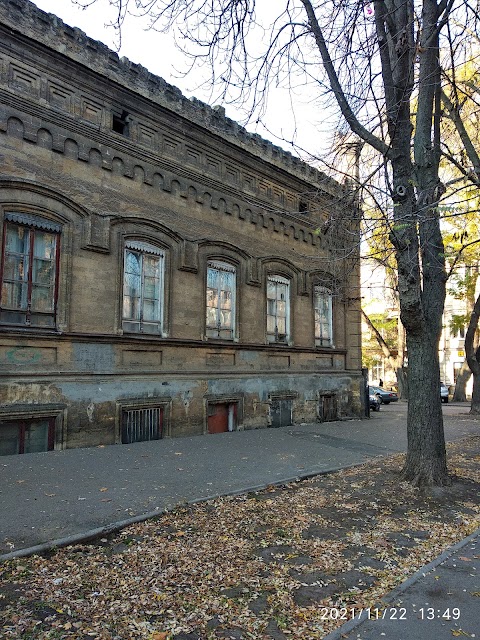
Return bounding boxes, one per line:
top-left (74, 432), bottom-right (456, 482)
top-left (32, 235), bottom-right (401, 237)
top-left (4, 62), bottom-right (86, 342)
top-left (1, 402), bottom-right (479, 557)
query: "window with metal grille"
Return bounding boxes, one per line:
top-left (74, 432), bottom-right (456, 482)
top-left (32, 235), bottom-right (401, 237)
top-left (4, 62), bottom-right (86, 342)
top-left (0, 214), bottom-right (61, 327)
top-left (121, 407), bottom-right (163, 444)
top-left (0, 417), bottom-right (55, 456)
top-left (206, 260), bottom-right (236, 339)
top-left (314, 285), bottom-right (333, 347)
top-left (267, 275), bottom-right (290, 343)
top-left (122, 241), bottom-right (164, 334)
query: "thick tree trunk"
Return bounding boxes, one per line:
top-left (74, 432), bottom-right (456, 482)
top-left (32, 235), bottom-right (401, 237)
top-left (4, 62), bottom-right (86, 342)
top-left (452, 360), bottom-right (471, 402)
top-left (471, 371), bottom-right (480, 414)
top-left (401, 334), bottom-right (450, 485)
top-left (397, 318), bottom-right (407, 400)
top-left (466, 293), bottom-right (480, 414)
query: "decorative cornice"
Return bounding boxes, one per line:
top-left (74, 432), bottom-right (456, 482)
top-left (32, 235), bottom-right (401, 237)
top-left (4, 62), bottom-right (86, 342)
top-left (0, 0), bottom-right (345, 197)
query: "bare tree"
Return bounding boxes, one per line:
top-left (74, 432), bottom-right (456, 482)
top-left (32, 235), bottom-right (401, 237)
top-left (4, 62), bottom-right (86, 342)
top-left (76, 0), bottom-right (480, 485)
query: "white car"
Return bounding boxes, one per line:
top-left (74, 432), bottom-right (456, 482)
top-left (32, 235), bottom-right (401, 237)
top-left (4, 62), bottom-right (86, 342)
top-left (440, 382), bottom-right (449, 403)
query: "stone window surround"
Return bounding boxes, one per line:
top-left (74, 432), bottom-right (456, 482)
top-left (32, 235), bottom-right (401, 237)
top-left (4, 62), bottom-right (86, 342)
top-left (0, 403), bottom-right (67, 452)
top-left (115, 396), bottom-right (172, 444)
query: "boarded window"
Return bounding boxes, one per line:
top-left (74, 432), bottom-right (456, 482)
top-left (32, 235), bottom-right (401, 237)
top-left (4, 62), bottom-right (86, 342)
top-left (1, 216), bottom-right (60, 327)
top-left (122, 241), bottom-right (164, 334)
top-left (0, 417), bottom-right (55, 455)
top-left (121, 407), bottom-right (163, 444)
top-left (319, 394), bottom-right (337, 422)
top-left (267, 275), bottom-right (290, 343)
top-left (314, 286), bottom-right (333, 347)
top-left (270, 398), bottom-right (292, 428)
top-left (206, 261), bottom-right (236, 339)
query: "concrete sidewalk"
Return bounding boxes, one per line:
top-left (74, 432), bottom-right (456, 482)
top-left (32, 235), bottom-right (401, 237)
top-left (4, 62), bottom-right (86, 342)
top-left (1, 402), bottom-right (478, 557)
top-left (324, 528), bottom-right (480, 640)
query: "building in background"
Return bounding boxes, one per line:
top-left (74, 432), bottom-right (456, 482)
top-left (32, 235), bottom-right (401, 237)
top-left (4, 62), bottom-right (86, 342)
top-left (0, 0), bottom-right (363, 454)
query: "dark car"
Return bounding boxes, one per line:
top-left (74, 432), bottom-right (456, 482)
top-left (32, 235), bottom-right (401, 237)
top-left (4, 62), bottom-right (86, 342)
top-left (369, 393), bottom-right (381, 412)
top-left (369, 386), bottom-right (399, 404)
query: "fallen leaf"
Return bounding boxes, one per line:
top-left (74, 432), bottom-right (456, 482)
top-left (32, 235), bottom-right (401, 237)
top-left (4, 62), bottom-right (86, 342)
top-left (458, 556), bottom-right (471, 562)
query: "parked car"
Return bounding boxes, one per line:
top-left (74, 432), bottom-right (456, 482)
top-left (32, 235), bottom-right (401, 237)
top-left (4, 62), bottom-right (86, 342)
top-left (369, 386), bottom-right (399, 404)
top-left (369, 393), bottom-right (381, 412)
top-left (441, 382), bottom-right (449, 403)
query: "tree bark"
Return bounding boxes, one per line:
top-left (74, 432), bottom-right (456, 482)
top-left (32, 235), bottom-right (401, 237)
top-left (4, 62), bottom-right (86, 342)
top-left (465, 292), bottom-right (480, 414)
top-left (452, 360), bottom-right (471, 402)
top-left (401, 334), bottom-right (450, 484)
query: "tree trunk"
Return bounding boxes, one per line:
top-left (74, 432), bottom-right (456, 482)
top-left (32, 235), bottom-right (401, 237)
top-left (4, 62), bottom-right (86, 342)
top-left (465, 292), bottom-right (480, 414)
top-left (452, 360), bottom-right (471, 402)
top-left (471, 364), bottom-right (480, 414)
top-left (401, 334), bottom-right (450, 485)
top-left (396, 367), bottom-right (408, 399)
top-left (397, 317), bottom-right (407, 400)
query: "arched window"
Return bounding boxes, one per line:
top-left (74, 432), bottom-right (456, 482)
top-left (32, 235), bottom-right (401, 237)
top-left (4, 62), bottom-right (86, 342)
top-left (122, 240), bottom-right (164, 334)
top-left (0, 212), bottom-right (61, 327)
top-left (206, 260), bottom-right (236, 339)
top-left (267, 275), bottom-right (290, 343)
top-left (314, 285), bottom-right (333, 347)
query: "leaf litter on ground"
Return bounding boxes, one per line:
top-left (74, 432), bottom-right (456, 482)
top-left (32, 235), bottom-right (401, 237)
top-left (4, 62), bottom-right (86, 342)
top-left (1, 435), bottom-right (479, 639)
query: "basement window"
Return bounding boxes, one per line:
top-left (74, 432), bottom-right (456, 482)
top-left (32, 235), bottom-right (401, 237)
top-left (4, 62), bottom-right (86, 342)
top-left (121, 406), bottom-right (164, 444)
top-left (0, 417), bottom-right (55, 455)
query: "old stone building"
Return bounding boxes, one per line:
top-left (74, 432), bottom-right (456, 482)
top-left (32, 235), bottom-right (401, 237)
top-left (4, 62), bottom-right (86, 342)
top-left (0, 0), bottom-right (362, 454)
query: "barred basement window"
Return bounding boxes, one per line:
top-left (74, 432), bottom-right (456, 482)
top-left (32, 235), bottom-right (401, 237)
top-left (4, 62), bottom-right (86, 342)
top-left (0, 213), bottom-right (61, 327)
top-left (206, 260), bottom-right (236, 339)
top-left (267, 275), bottom-right (290, 343)
top-left (121, 406), bottom-right (164, 444)
top-left (122, 241), bottom-right (165, 334)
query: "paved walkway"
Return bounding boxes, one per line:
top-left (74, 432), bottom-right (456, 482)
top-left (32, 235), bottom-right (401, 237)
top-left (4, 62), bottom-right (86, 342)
top-left (1, 403), bottom-right (479, 557)
top-left (1, 402), bottom-right (479, 638)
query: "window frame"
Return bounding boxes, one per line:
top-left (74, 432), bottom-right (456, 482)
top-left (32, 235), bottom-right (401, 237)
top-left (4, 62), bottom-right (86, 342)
top-left (0, 213), bottom-right (61, 328)
top-left (0, 406), bottom-right (65, 455)
top-left (266, 274), bottom-right (290, 344)
top-left (115, 397), bottom-right (171, 443)
top-left (122, 240), bottom-right (165, 335)
top-left (314, 285), bottom-right (334, 348)
top-left (205, 259), bottom-right (236, 340)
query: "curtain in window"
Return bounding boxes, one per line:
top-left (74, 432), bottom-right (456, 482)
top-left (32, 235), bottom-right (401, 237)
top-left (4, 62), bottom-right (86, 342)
top-left (267, 276), bottom-right (289, 341)
top-left (314, 286), bottom-right (333, 346)
top-left (206, 261), bottom-right (235, 338)
top-left (122, 245), bottom-right (163, 333)
top-left (1, 222), bottom-right (58, 326)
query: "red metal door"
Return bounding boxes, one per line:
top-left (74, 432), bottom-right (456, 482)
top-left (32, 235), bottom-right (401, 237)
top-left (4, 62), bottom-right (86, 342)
top-left (207, 403), bottom-right (229, 434)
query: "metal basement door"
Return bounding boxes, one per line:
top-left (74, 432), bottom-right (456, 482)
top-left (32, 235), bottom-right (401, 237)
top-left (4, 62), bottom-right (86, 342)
top-left (207, 403), bottom-right (236, 434)
top-left (270, 399), bottom-right (293, 428)
top-left (122, 407), bottom-right (163, 444)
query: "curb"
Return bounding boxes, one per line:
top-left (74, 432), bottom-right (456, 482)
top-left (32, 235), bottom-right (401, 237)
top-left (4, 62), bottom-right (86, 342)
top-left (0, 461), bottom-right (365, 562)
top-left (322, 526), bottom-right (480, 640)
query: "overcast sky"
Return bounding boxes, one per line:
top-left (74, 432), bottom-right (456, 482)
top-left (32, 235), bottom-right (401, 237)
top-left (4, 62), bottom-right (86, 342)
top-left (31, 0), bottom-right (336, 161)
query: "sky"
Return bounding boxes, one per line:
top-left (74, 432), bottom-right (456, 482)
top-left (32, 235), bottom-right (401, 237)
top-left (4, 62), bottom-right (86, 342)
top-left (30, 0), bottom-right (337, 162)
